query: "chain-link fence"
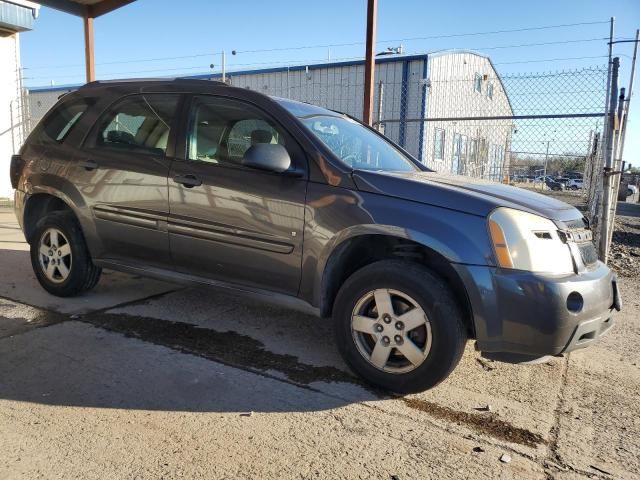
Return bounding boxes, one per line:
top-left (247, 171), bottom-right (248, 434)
top-left (22, 55), bottom-right (610, 192)
top-left (21, 57), bottom-right (610, 192)
top-left (375, 65), bottom-right (608, 186)
top-left (222, 55), bottom-right (609, 189)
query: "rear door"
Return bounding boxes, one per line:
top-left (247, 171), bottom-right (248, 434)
top-left (73, 93), bottom-right (181, 268)
top-left (168, 94), bottom-right (308, 295)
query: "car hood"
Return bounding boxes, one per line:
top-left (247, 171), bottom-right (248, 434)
top-left (352, 169), bottom-right (582, 222)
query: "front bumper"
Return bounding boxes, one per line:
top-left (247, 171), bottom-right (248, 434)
top-left (454, 261), bottom-right (620, 357)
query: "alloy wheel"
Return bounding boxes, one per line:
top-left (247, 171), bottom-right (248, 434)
top-left (38, 228), bottom-right (72, 284)
top-left (351, 288), bottom-right (432, 374)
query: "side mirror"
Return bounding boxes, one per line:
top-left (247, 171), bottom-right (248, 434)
top-left (242, 143), bottom-right (291, 173)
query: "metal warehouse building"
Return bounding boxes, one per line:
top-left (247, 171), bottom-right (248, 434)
top-left (28, 51), bottom-right (513, 180)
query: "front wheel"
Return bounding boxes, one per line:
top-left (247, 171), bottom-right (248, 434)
top-left (30, 211), bottom-right (102, 297)
top-left (333, 260), bottom-right (467, 393)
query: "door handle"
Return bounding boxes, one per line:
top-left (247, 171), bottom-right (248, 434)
top-left (173, 174), bottom-right (202, 188)
top-left (79, 160), bottom-right (98, 171)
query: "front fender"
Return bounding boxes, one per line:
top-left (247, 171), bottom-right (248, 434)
top-left (299, 184), bottom-right (495, 308)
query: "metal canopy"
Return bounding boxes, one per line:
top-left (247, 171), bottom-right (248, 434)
top-left (36, 0), bottom-right (136, 81)
top-left (36, 0), bottom-right (135, 18)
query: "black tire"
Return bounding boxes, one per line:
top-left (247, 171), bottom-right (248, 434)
top-left (29, 210), bottom-right (102, 297)
top-left (333, 260), bottom-right (467, 394)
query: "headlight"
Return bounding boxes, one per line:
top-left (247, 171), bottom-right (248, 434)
top-left (488, 207), bottom-right (574, 275)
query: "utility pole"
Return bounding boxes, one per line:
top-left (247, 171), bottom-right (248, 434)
top-left (363, 0), bottom-right (378, 125)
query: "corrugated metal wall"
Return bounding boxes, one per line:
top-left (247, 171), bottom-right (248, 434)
top-left (227, 58), bottom-right (427, 158)
top-left (25, 53), bottom-right (514, 180)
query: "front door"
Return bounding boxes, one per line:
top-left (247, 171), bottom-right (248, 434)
top-left (73, 93), bottom-right (181, 267)
top-left (168, 95), bottom-right (308, 295)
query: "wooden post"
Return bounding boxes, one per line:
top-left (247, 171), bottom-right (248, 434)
top-left (363, 0), bottom-right (377, 125)
top-left (83, 14), bottom-right (95, 82)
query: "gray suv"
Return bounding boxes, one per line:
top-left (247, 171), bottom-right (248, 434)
top-left (10, 79), bottom-right (621, 393)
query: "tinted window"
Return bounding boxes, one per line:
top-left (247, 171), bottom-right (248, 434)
top-left (95, 94), bottom-right (179, 156)
top-left (31, 97), bottom-right (90, 144)
top-left (187, 96), bottom-right (287, 167)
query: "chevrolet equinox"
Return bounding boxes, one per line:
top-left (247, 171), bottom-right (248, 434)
top-left (10, 79), bottom-right (621, 393)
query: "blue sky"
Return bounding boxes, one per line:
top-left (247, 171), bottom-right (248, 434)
top-left (19, 0), bottom-right (640, 163)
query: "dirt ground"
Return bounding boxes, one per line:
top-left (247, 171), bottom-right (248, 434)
top-left (0, 205), bottom-right (639, 480)
top-left (609, 211), bottom-right (640, 278)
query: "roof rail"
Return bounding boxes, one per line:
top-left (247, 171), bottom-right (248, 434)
top-left (80, 77), bottom-right (228, 89)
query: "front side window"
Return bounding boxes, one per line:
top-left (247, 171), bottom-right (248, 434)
top-left (187, 96), bottom-right (287, 167)
top-left (31, 97), bottom-right (91, 144)
top-left (433, 128), bottom-right (445, 161)
top-left (277, 98), bottom-right (419, 172)
top-left (95, 94), bottom-right (179, 156)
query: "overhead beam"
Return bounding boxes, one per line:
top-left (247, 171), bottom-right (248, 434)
top-left (83, 14), bottom-right (95, 82)
top-left (363, 0), bottom-right (377, 125)
top-left (89, 0), bottom-right (136, 17)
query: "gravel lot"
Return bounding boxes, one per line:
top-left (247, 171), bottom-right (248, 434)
top-left (0, 206), bottom-right (638, 480)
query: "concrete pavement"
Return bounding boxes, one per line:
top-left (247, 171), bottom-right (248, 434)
top-left (0, 206), bottom-right (638, 479)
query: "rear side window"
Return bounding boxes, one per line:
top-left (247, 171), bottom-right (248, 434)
top-left (94, 94), bottom-right (179, 156)
top-left (30, 97), bottom-right (90, 144)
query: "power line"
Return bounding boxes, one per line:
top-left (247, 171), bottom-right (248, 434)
top-left (26, 51), bottom-right (612, 83)
top-left (493, 55), bottom-right (608, 65)
top-left (24, 20), bottom-right (608, 71)
top-left (477, 37), bottom-right (607, 51)
top-left (26, 36), bottom-right (608, 76)
top-left (235, 20), bottom-right (609, 54)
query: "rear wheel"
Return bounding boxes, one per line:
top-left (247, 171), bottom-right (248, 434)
top-left (333, 260), bottom-right (467, 393)
top-left (30, 211), bottom-right (102, 297)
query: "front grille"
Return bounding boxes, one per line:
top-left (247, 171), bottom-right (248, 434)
top-left (578, 242), bottom-right (598, 266)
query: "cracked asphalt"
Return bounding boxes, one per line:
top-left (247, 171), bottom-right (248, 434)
top-left (0, 206), bottom-right (638, 480)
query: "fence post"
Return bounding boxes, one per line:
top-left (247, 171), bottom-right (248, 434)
top-left (606, 28), bottom-right (639, 248)
top-left (376, 80), bottom-right (384, 133)
top-left (599, 57), bottom-right (620, 262)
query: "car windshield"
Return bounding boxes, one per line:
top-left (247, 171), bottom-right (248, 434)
top-left (277, 98), bottom-right (420, 172)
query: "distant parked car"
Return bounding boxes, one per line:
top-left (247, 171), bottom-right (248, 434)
top-left (546, 178), bottom-right (565, 191)
top-left (567, 179), bottom-right (584, 190)
top-left (555, 177), bottom-right (571, 187)
top-left (627, 185), bottom-right (639, 197)
top-left (565, 172), bottom-right (584, 180)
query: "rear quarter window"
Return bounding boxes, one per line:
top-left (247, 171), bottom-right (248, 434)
top-left (29, 97), bottom-right (91, 145)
